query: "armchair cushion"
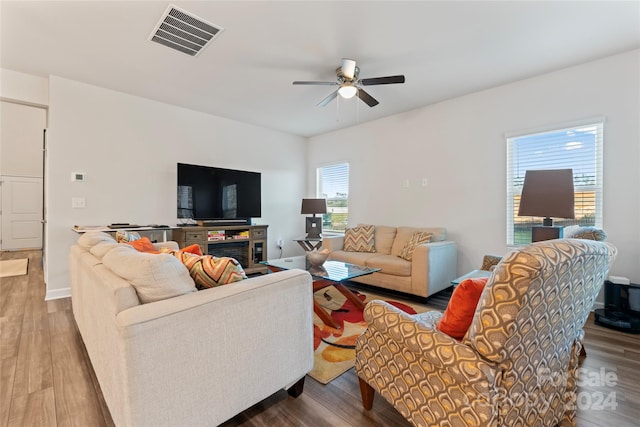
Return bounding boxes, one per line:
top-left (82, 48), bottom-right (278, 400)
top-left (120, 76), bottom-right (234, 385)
top-left (437, 277), bottom-right (488, 340)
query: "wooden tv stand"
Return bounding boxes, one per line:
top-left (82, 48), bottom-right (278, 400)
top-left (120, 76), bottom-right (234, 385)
top-left (174, 225), bottom-right (268, 275)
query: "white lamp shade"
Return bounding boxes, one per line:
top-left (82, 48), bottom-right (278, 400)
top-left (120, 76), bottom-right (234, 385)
top-left (338, 85), bottom-right (358, 99)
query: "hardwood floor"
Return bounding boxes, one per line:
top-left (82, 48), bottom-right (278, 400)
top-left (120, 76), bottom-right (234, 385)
top-left (1, 249), bottom-right (639, 426)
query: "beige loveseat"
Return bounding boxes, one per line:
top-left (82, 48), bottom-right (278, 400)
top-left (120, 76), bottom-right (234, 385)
top-left (69, 232), bottom-right (313, 426)
top-left (323, 226), bottom-right (457, 298)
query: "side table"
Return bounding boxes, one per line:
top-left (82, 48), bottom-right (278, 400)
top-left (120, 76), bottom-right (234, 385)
top-left (451, 269), bottom-right (492, 286)
top-left (294, 238), bottom-right (323, 251)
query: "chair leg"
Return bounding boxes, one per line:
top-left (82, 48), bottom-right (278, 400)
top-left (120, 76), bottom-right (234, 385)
top-left (287, 377), bottom-right (305, 398)
top-left (358, 377), bottom-right (375, 410)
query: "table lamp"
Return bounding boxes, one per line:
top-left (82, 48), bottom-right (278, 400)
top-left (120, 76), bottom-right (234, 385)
top-left (518, 169), bottom-right (575, 242)
top-left (301, 198), bottom-right (327, 239)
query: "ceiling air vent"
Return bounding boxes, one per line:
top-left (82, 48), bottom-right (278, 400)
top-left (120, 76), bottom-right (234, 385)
top-left (149, 5), bottom-right (223, 57)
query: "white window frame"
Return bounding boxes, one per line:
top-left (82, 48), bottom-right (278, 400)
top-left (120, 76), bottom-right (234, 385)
top-left (506, 119), bottom-right (604, 245)
top-left (316, 162), bottom-right (349, 233)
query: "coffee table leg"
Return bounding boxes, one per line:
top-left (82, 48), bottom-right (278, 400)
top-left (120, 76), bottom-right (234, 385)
top-left (333, 282), bottom-right (366, 311)
top-left (313, 300), bottom-right (341, 329)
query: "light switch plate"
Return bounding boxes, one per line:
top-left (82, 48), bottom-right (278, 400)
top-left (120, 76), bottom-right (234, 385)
top-left (72, 197), bottom-right (86, 208)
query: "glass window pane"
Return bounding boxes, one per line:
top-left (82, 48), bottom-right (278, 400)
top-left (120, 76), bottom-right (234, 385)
top-left (317, 163), bottom-right (349, 232)
top-left (506, 123), bottom-right (603, 245)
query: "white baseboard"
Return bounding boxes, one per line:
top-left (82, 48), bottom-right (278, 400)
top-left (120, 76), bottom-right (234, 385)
top-left (45, 287), bottom-right (71, 301)
top-left (592, 301), bottom-right (604, 311)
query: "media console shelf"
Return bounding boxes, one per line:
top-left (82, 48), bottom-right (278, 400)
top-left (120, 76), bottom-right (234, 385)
top-left (174, 225), bottom-right (268, 275)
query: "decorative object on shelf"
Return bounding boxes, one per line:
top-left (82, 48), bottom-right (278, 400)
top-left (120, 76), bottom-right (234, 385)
top-left (518, 169), bottom-right (575, 242)
top-left (306, 249), bottom-right (330, 267)
top-left (301, 198), bottom-right (327, 239)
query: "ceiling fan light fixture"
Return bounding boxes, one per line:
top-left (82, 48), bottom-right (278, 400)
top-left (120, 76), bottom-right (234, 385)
top-left (338, 85), bottom-right (358, 99)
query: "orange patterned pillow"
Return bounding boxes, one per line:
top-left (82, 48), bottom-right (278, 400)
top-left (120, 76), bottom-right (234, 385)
top-left (437, 277), bottom-right (488, 340)
top-left (174, 253), bottom-right (247, 289)
top-left (398, 231), bottom-right (432, 261)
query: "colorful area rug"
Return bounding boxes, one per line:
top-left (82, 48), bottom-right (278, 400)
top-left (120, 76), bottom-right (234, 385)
top-left (0, 259), bottom-right (29, 278)
top-left (309, 285), bottom-right (441, 384)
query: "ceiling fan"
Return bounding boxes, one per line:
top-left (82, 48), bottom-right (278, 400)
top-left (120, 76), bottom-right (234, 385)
top-left (293, 58), bottom-right (405, 108)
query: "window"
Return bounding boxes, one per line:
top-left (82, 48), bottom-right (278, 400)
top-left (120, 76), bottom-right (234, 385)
top-left (317, 163), bottom-right (349, 232)
top-left (506, 121), bottom-right (603, 245)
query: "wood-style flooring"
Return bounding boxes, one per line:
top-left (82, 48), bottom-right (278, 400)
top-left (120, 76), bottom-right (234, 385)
top-left (1, 250), bottom-right (639, 426)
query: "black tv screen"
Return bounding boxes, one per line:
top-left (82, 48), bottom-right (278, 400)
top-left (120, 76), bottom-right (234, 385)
top-left (177, 163), bottom-right (261, 220)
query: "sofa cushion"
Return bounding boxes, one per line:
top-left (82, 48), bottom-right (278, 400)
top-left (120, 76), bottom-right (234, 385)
top-left (438, 277), bottom-right (488, 340)
top-left (77, 231), bottom-right (116, 249)
top-left (364, 254), bottom-right (411, 277)
top-left (89, 241), bottom-right (119, 259)
top-left (102, 245), bottom-right (197, 304)
top-left (391, 227), bottom-right (446, 256)
top-left (373, 225), bottom-right (397, 255)
top-left (175, 253), bottom-right (247, 289)
top-left (398, 231), bottom-right (432, 261)
top-left (343, 225), bottom-right (376, 252)
top-left (329, 250), bottom-right (380, 266)
top-left (564, 225), bottom-right (607, 241)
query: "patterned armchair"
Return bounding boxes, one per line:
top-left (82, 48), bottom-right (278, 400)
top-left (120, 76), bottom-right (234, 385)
top-left (355, 239), bottom-right (617, 427)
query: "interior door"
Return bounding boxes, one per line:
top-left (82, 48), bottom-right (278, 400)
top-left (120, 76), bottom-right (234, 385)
top-left (0, 100), bottom-right (46, 250)
top-left (0, 176), bottom-right (43, 249)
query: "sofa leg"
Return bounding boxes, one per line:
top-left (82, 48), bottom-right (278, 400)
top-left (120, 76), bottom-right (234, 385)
top-left (358, 377), bottom-right (375, 410)
top-left (287, 377), bottom-right (305, 398)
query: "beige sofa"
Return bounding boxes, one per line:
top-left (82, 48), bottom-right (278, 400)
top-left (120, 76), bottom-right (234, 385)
top-left (69, 232), bottom-right (314, 426)
top-left (323, 226), bottom-right (457, 298)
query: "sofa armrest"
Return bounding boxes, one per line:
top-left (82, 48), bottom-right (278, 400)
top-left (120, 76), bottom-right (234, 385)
top-left (322, 234), bottom-right (344, 252)
top-left (411, 241), bottom-right (457, 297)
top-left (113, 269), bottom-right (314, 426)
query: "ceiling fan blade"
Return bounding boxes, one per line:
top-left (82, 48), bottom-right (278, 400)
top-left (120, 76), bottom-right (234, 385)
top-left (293, 81), bottom-right (339, 86)
top-left (341, 58), bottom-right (357, 79)
top-left (317, 90), bottom-right (338, 107)
top-left (360, 75), bottom-right (405, 86)
top-left (357, 89), bottom-right (379, 107)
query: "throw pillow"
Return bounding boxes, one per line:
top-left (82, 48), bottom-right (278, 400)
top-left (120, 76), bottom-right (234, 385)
top-left (159, 244), bottom-right (203, 256)
top-left (437, 277), bottom-right (488, 340)
top-left (125, 237), bottom-right (159, 253)
top-left (343, 225), bottom-right (376, 253)
top-left (175, 253), bottom-right (248, 289)
top-left (116, 230), bottom-right (141, 243)
top-left (398, 231), bottom-right (432, 261)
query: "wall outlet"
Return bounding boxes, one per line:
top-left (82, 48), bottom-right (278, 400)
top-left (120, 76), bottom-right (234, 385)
top-left (276, 239), bottom-right (283, 249)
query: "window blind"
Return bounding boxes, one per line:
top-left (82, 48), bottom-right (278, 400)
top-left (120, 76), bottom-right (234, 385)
top-left (317, 163), bottom-right (349, 232)
top-left (506, 122), bottom-right (603, 245)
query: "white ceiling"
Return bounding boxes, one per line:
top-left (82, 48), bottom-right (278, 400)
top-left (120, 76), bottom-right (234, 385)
top-left (2, 1), bottom-right (639, 137)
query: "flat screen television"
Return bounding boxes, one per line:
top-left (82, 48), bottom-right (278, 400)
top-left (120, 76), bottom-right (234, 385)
top-left (177, 163), bottom-right (261, 222)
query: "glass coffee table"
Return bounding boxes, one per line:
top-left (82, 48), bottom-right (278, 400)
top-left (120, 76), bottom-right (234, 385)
top-left (262, 256), bottom-right (380, 329)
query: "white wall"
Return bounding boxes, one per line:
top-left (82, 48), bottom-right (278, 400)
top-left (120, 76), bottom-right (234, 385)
top-left (0, 69), bottom-right (49, 106)
top-left (308, 49), bottom-right (640, 285)
top-left (45, 76), bottom-right (306, 299)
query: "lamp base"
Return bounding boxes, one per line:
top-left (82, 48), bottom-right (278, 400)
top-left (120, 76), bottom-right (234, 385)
top-left (305, 217), bottom-right (322, 240)
top-left (532, 226), bottom-right (564, 242)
